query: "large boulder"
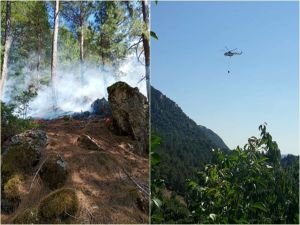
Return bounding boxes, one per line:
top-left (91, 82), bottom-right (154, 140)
top-left (90, 98), bottom-right (112, 117)
top-left (2, 143), bottom-right (40, 181)
top-left (107, 82), bottom-right (149, 154)
top-left (38, 188), bottom-right (79, 223)
top-left (2, 129), bottom-right (47, 155)
top-left (39, 156), bottom-right (68, 190)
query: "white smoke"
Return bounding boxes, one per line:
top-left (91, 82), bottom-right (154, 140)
top-left (3, 55), bottom-right (146, 119)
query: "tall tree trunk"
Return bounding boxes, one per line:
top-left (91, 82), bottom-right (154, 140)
top-left (80, 26), bottom-right (84, 83)
top-left (36, 19), bottom-right (42, 88)
top-left (141, 0), bottom-right (150, 100)
top-left (0, 1), bottom-right (12, 99)
top-left (51, 0), bottom-right (59, 108)
top-left (79, 1), bottom-right (84, 85)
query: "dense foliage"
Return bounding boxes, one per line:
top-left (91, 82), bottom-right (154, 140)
top-left (1, 1), bottom-right (146, 103)
top-left (151, 134), bottom-right (192, 224)
top-left (187, 124), bottom-right (299, 224)
top-left (151, 123), bottom-right (299, 224)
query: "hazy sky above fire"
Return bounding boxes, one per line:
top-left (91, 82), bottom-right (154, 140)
top-left (151, 1), bottom-right (299, 155)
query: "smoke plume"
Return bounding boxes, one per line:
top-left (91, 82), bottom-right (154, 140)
top-left (3, 55), bottom-right (146, 119)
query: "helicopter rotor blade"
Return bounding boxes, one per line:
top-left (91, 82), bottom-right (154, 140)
top-left (230, 48), bottom-right (237, 52)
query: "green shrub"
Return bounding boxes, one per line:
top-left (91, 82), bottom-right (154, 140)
top-left (1, 174), bottom-right (23, 214)
top-left (4, 174), bottom-right (23, 199)
top-left (186, 124), bottom-right (299, 224)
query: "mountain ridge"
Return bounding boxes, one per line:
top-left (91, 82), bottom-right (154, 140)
top-left (151, 86), bottom-right (229, 193)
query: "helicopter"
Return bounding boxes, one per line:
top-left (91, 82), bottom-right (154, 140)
top-left (222, 47), bottom-right (242, 74)
top-left (224, 47), bottom-right (242, 57)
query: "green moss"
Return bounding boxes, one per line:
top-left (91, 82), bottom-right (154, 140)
top-left (38, 188), bottom-right (78, 224)
top-left (2, 143), bottom-right (39, 182)
top-left (39, 157), bottom-right (67, 190)
top-left (4, 174), bottom-right (23, 199)
top-left (12, 208), bottom-right (39, 224)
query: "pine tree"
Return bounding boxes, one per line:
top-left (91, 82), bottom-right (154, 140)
top-left (51, 0), bottom-right (59, 108)
top-left (0, 1), bottom-right (12, 98)
top-left (60, 1), bottom-right (93, 83)
top-left (93, 1), bottom-right (129, 67)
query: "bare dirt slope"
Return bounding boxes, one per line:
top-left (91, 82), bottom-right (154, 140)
top-left (2, 117), bottom-right (149, 224)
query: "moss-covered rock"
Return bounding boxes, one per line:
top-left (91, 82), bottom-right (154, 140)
top-left (4, 174), bottom-right (23, 199)
top-left (38, 188), bottom-right (79, 224)
top-left (12, 208), bottom-right (39, 224)
top-left (39, 156), bottom-right (67, 190)
top-left (2, 143), bottom-right (39, 182)
top-left (1, 174), bottom-right (23, 214)
top-left (2, 129), bottom-right (47, 155)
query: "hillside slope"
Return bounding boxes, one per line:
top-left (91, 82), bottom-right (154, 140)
top-left (1, 117), bottom-right (149, 224)
top-left (151, 86), bottom-right (228, 194)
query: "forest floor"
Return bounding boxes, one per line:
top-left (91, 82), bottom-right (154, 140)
top-left (2, 117), bottom-right (149, 224)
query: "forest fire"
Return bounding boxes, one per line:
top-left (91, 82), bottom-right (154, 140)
top-left (2, 56), bottom-right (146, 120)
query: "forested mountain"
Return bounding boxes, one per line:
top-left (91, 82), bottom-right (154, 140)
top-left (197, 125), bottom-right (228, 150)
top-left (151, 86), bottom-right (229, 194)
top-left (281, 154), bottom-right (299, 167)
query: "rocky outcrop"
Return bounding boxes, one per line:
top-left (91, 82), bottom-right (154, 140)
top-left (107, 81), bottom-right (149, 154)
top-left (2, 129), bottom-right (47, 156)
top-left (90, 98), bottom-right (112, 117)
top-left (70, 98), bottom-right (111, 120)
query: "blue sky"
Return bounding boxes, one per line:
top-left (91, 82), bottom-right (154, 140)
top-left (151, 1), bottom-right (299, 155)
